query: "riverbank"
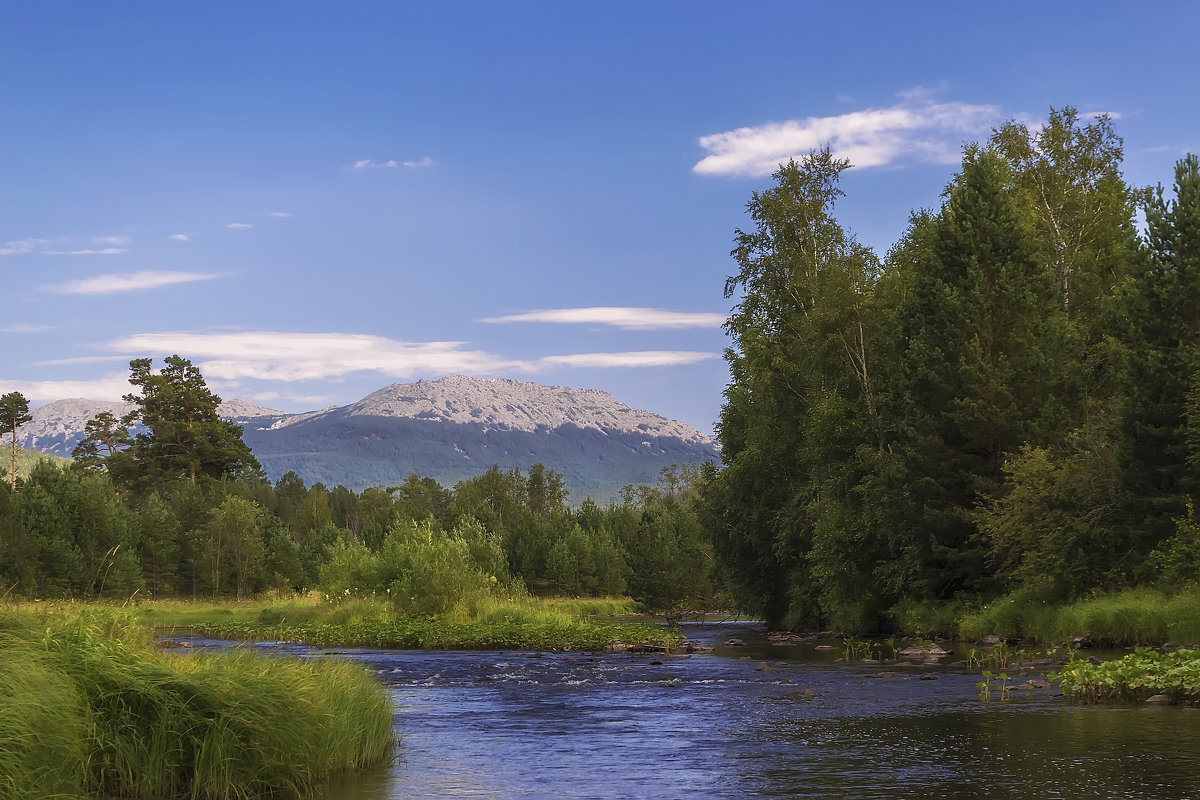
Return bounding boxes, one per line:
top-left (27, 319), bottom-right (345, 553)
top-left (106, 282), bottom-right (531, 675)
top-left (956, 587), bottom-right (1200, 646)
top-left (0, 605), bottom-right (394, 800)
top-left (137, 594), bottom-right (681, 652)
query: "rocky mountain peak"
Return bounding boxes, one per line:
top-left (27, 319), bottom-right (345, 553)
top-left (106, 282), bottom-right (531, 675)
top-left (344, 375), bottom-right (711, 443)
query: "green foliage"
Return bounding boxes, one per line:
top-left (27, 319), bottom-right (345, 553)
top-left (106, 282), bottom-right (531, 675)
top-left (704, 110), bottom-right (1200, 635)
top-left (0, 391), bottom-right (33, 492)
top-left (0, 605), bottom-right (394, 799)
top-left (117, 356), bottom-right (262, 494)
top-left (978, 423), bottom-right (1126, 600)
top-left (957, 586), bottom-right (1200, 646)
top-left (1148, 498), bottom-right (1200, 589)
top-left (1054, 647), bottom-right (1200, 704)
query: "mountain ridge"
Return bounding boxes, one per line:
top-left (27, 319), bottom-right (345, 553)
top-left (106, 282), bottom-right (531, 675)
top-left (10, 376), bottom-right (718, 501)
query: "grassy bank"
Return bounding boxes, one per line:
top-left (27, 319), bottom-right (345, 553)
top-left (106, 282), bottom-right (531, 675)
top-left (0, 605), bottom-right (394, 800)
top-left (137, 594), bottom-right (679, 653)
top-left (955, 587), bottom-right (1200, 646)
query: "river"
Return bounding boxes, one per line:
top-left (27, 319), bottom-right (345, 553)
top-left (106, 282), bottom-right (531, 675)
top-left (187, 622), bottom-right (1200, 799)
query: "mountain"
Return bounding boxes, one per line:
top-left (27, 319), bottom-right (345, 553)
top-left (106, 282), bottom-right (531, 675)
top-left (12, 377), bottom-right (719, 502)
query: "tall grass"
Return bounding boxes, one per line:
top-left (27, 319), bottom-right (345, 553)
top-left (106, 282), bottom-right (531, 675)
top-left (0, 605), bottom-right (394, 800)
top-left (957, 586), bottom-right (1200, 646)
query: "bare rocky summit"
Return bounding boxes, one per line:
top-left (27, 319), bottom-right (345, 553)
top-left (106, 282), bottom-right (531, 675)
top-left (266, 376), bottom-right (711, 444)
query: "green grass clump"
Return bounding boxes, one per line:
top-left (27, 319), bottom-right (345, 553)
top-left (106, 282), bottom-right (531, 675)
top-left (186, 615), bottom-right (678, 653)
top-left (1053, 647), bottom-right (1200, 704)
top-left (137, 593), bottom-right (670, 652)
top-left (0, 606), bottom-right (394, 800)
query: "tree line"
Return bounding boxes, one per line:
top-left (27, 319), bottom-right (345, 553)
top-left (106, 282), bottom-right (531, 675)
top-left (707, 107), bottom-right (1200, 631)
top-left (0, 358), bottom-right (718, 615)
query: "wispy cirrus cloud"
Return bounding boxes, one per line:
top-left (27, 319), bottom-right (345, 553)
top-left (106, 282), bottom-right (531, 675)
top-left (268, 211), bottom-right (293, 218)
top-left (103, 331), bottom-right (522, 381)
top-left (2, 235), bottom-right (130, 256)
top-left (227, 222), bottom-right (253, 230)
top-left (96, 330), bottom-right (717, 384)
top-left (169, 233), bottom-right (190, 242)
top-left (48, 271), bottom-right (221, 295)
top-left (0, 238), bottom-right (49, 256)
top-left (480, 307), bottom-right (727, 330)
top-left (43, 247), bottom-right (129, 255)
top-left (538, 351), bottom-right (718, 368)
top-left (694, 90), bottom-right (1001, 178)
top-left (1, 323), bottom-right (55, 334)
top-left (351, 156), bottom-right (436, 170)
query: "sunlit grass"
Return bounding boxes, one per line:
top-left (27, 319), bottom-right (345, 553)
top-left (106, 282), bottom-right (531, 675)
top-left (957, 586), bottom-right (1200, 646)
top-left (0, 604), bottom-right (394, 800)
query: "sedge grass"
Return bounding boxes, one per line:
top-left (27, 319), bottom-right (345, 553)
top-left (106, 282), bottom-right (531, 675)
top-left (0, 605), bottom-right (394, 800)
top-left (957, 586), bottom-right (1200, 646)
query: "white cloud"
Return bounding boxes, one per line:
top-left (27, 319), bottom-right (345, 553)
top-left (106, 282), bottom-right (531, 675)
top-left (537, 351), bottom-right (719, 368)
top-left (351, 156), bottom-right (436, 170)
top-left (227, 222), bottom-right (253, 230)
top-left (268, 211), bottom-right (293, 218)
top-left (481, 307), bottom-right (726, 330)
top-left (102, 331), bottom-right (527, 382)
top-left (94, 331), bottom-right (717, 385)
top-left (694, 93), bottom-right (1002, 178)
top-left (49, 271), bottom-right (220, 295)
top-left (42, 247), bottom-right (129, 256)
top-left (169, 233), bottom-right (190, 242)
top-left (0, 238), bottom-right (48, 256)
top-left (1, 323), bottom-right (55, 334)
top-left (2, 235), bottom-right (129, 257)
top-left (3, 372), bottom-right (136, 404)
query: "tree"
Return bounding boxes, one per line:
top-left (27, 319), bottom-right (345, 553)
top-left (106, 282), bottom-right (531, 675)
top-left (1119, 154), bottom-right (1200, 547)
top-left (203, 495), bottom-right (264, 601)
top-left (893, 150), bottom-right (1066, 597)
top-left (121, 356), bottom-right (261, 492)
top-left (709, 148), bottom-right (886, 628)
top-left (0, 392), bottom-right (33, 491)
top-left (71, 410), bottom-right (134, 476)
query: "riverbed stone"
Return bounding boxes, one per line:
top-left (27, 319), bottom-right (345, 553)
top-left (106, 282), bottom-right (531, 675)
top-left (900, 644), bottom-right (950, 658)
top-left (1145, 694), bottom-right (1173, 706)
top-left (754, 661), bottom-right (775, 673)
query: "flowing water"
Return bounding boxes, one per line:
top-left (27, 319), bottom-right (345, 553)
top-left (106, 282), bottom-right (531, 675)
top-left (185, 623), bottom-right (1200, 799)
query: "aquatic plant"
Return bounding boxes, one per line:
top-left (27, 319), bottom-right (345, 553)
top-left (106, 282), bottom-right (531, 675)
top-left (976, 670), bottom-right (1012, 701)
top-left (1052, 647), bottom-right (1200, 705)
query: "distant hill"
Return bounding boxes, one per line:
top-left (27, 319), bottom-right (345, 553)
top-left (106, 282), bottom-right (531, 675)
top-left (0, 444), bottom-right (70, 483)
top-left (13, 376), bottom-right (719, 502)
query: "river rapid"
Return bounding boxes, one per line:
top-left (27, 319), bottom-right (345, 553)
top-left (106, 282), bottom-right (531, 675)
top-left (186, 622), bottom-right (1200, 799)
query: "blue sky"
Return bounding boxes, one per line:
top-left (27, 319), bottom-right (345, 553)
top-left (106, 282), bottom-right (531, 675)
top-left (2, 2), bottom-right (1197, 435)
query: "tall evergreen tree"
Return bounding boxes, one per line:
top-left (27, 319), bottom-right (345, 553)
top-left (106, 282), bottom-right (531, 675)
top-left (893, 150), bottom-right (1065, 597)
top-left (1119, 154), bottom-right (1200, 547)
top-left (121, 356), bottom-right (261, 493)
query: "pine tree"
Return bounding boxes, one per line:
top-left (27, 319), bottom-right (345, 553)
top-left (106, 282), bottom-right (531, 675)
top-left (0, 392), bottom-right (33, 491)
top-left (121, 356), bottom-right (261, 493)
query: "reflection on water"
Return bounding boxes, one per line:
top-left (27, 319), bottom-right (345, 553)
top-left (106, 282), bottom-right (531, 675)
top-left (192, 623), bottom-right (1200, 799)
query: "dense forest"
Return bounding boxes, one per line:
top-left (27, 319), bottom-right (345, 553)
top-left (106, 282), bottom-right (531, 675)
top-left (3, 108), bottom-right (1198, 638)
top-left (707, 108), bottom-right (1200, 632)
